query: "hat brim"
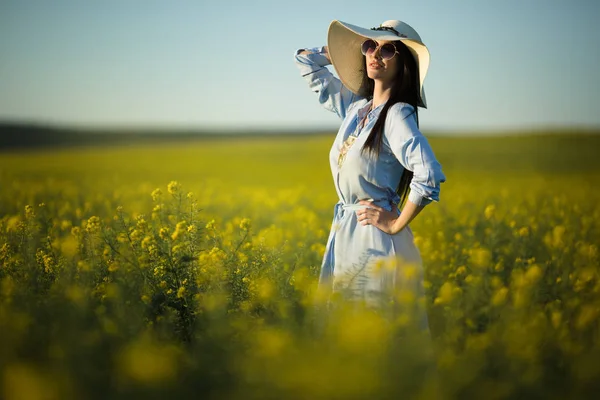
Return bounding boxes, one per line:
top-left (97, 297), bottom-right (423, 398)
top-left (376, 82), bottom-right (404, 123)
top-left (327, 20), bottom-right (430, 108)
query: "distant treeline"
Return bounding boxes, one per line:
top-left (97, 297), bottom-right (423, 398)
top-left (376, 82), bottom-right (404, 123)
top-left (1, 122), bottom-right (598, 151)
top-left (0, 122), bottom-right (333, 151)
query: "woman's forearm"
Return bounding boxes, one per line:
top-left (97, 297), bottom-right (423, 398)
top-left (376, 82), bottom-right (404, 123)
top-left (392, 199), bottom-right (425, 235)
top-left (298, 46), bottom-right (330, 62)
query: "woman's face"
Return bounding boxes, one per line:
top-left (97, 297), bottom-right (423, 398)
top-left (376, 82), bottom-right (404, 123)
top-left (364, 39), bottom-right (400, 85)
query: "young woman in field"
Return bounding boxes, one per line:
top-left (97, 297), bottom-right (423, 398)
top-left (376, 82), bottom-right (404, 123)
top-left (294, 20), bottom-right (446, 322)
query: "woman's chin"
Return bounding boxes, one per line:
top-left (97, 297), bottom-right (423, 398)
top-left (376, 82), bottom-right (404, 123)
top-left (367, 71), bottom-right (391, 82)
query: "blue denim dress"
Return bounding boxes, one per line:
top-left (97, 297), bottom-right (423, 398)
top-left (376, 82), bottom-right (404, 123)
top-left (294, 47), bottom-right (446, 315)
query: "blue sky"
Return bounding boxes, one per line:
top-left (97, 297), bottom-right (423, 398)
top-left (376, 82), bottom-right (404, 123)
top-left (0, 0), bottom-right (598, 132)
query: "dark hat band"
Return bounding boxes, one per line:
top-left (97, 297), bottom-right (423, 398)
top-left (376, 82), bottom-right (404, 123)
top-left (370, 25), bottom-right (407, 38)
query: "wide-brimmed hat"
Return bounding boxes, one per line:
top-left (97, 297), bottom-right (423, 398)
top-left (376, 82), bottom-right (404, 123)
top-left (327, 19), bottom-right (430, 108)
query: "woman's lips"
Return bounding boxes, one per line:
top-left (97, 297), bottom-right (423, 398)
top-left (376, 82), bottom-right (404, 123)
top-left (369, 62), bottom-right (382, 69)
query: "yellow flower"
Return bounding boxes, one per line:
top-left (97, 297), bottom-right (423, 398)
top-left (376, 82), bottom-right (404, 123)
top-left (117, 338), bottom-right (179, 384)
top-left (6, 216), bottom-right (22, 232)
top-left (491, 287), bottom-right (508, 306)
top-left (171, 221), bottom-right (187, 241)
top-left (24, 205), bottom-right (35, 219)
top-left (151, 188), bottom-right (162, 201)
top-left (469, 248), bottom-right (492, 269)
top-left (176, 287), bottom-right (186, 299)
top-left (551, 311), bottom-right (562, 329)
top-left (484, 204), bottom-right (496, 220)
top-left (434, 282), bottom-right (457, 305)
top-left (86, 216), bottom-right (101, 234)
top-left (575, 305), bottom-right (598, 330)
top-left (239, 218), bottom-right (251, 231)
top-left (456, 265), bottom-right (467, 275)
top-left (141, 236), bottom-right (153, 249)
top-left (167, 181), bottom-right (180, 195)
top-left (256, 278), bottom-right (274, 301)
top-left (237, 253), bottom-right (248, 264)
top-left (159, 227), bottom-right (170, 241)
top-left (518, 227), bottom-right (529, 237)
top-left (525, 265), bottom-right (543, 284)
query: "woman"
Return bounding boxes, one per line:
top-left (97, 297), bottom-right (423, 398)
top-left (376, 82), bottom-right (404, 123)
top-left (294, 20), bottom-right (446, 321)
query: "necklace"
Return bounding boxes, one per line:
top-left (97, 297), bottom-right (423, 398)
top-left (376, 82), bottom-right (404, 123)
top-left (337, 105), bottom-right (373, 168)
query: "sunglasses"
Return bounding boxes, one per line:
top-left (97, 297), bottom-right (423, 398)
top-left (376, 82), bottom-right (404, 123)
top-left (360, 39), bottom-right (399, 60)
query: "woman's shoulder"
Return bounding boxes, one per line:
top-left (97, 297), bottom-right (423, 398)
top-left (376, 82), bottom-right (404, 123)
top-left (387, 102), bottom-right (416, 119)
top-left (383, 102), bottom-right (420, 139)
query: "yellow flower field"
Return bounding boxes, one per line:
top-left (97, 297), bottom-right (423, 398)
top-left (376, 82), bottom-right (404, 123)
top-left (0, 132), bottom-right (599, 399)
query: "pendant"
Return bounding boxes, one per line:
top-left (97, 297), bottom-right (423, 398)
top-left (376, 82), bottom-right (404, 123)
top-left (337, 135), bottom-right (357, 168)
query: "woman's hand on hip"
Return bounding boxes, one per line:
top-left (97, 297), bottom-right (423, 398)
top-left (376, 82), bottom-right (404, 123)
top-left (355, 200), bottom-right (401, 235)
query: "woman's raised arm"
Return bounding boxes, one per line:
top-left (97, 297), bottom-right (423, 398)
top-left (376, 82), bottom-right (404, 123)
top-left (294, 46), bottom-right (363, 120)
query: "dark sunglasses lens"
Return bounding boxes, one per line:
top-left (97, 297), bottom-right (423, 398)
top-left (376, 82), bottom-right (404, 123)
top-left (361, 39), bottom-right (377, 55)
top-left (380, 44), bottom-right (396, 59)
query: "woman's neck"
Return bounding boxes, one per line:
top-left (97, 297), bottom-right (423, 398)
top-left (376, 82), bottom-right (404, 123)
top-left (372, 80), bottom-right (393, 109)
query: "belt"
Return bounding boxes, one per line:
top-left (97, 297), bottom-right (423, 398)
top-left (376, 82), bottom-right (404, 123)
top-left (332, 198), bottom-right (398, 221)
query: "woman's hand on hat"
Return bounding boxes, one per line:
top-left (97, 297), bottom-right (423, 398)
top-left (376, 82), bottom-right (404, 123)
top-left (323, 46), bottom-right (331, 62)
top-left (355, 200), bottom-right (401, 234)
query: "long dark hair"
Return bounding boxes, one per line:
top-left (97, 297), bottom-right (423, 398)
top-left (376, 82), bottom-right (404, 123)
top-left (360, 40), bottom-right (421, 208)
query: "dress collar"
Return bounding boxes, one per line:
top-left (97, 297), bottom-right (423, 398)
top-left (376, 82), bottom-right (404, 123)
top-left (357, 99), bottom-right (387, 121)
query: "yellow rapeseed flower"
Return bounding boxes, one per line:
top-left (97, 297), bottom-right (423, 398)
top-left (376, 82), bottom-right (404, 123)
top-left (551, 311), bottom-right (562, 329)
top-left (469, 248), bottom-right (492, 268)
top-left (167, 181), bottom-right (180, 195)
top-left (434, 281), bottom-right (456, 305)
top-left (151, 188), bottom-right (162, 201)
top-left (484, 204), bottom-right (496, 220)
top-left (159, 227), bottom-right (170, 241)
top-left (24, 205), bottom-right (35, 219)
top-left (575, 305), bottom-right (598, 330)
top-left (118, 338), bottom-right (179, 384)
top-left (491, 287), bottom-right (508, 306)
top-left (86, 216), bottom-right (101, 234)
top-left (525, 265), bottom-right (543, 284)
top-left (239, 218), bottom-right (251, 231)
top-left (171, 221), bottom-right (187, 241)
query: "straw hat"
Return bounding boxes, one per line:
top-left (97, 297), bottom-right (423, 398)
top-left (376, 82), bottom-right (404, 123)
top-left (327, 19), bottom-right (430, 108)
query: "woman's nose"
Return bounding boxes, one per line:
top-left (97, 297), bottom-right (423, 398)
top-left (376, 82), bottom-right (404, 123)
top-left (372, 46), bottom-right (383, 59)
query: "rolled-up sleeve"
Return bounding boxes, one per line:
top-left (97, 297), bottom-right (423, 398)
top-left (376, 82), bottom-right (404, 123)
top-left (294, 46), bottom-right (361, 120)
top-left (383, 103), bottom-right (446, 207)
